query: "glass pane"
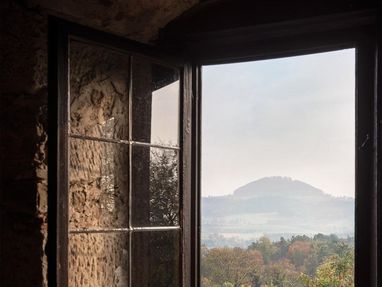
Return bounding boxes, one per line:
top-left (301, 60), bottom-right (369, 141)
top-left (70, 40), bottom-right (129, 140)
top-left (201, 50), bottom-right (355, 286)
top-left (69, 232), bottom-right (129, 287)
top-left (69, 137), bottom-right (129, 229)
top-left (131, 145), bottom-right (179, 226)
top-left (132, 56), bottom-right (179, 147)
top-left (132, 231), bottom-right (180, 287)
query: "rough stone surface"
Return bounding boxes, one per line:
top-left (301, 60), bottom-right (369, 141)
top-left (28, 0), bottom-right (198, 42)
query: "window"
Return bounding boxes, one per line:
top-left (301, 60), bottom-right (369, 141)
top-left (49, 10), bottom-right (381, 287)
top-left (48, 19), bottom-right (192, 287)
top-left (68, 40), bottom-right (181, 286)
top-left (189, 26), bottom-right (380, 287)
top-left (171, 12), bottom-right (379, 287)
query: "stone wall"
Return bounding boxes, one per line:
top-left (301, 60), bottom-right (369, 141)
top-left (0, 1), bottom-right (48, 286)
top-left (0, 1), bottom-right (197, 286)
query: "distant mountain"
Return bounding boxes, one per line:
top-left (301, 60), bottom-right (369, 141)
top-left (202, 177), bottom-right (354, 247)
top-left (234, 177), bottom-right (325, 198)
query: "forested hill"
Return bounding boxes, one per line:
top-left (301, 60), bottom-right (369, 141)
top-left (202, 177), bottom-right (354, 246)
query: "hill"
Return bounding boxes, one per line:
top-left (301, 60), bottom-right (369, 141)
top-left (202, 177), bottom-right (354, 247)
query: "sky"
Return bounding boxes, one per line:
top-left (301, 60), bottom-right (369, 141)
top-left (151, 81), bottom-right (179, 146)
top-left (201, 49), bottom-right (355, 198)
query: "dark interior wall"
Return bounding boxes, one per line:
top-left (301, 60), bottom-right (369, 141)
top-left (163, 0), bottom-right (379, 36)
top-left (0, 2), bottom-right (48, 286)
top-left (0, 1), bottom-right (197, 286)
top-left (160, 0), bottom-right (380, 65)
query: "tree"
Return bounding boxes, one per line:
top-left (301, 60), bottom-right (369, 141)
top-left (201, 234), bottom-right (354, 287)
top-left (299, 250), bottom-right (354, 287)
top-left (273, 237), bottom-right (289, 261)
top-left (304, 235), bottom-right (353, 276)
top-left (261, 259), bottom-right (302, 287)
top-left (248, 236), bottom-right (277, 264)
top-left (149, 149), bottom-right (179, 225)
top-left (286, 240), bottom-right (311, 269)
top-left (201, 247), bottom-right (263, 287)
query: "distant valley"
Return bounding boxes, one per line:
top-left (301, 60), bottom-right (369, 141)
top-left (202, 177), bottom-right (354, 247)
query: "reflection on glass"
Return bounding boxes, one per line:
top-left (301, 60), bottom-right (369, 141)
top-left (132, 56), bottom-right (179, 146)
top-left (132, 231), bottom-right (180, 287)
top-left (70, 40), bottom-right (129, 140)
top-left (69, 138), bottom-right (129, 229)
top-left (69, 232), bottom-right (129, 287)
top-left (131, 145), bottom-right (179, 226)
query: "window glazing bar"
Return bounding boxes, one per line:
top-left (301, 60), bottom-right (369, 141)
top-left (68, 227), bottom-right (130, 234)
top-left (131, 226), bottom-right (181, 232)
top-left (69, 133), bottom-right (129, 145)
top-left (69, 226), bottom-right (181, 234)
top-left (69, 134), bottom-right (181, 150)
top-left (131, 141), bottom-right (180, 150)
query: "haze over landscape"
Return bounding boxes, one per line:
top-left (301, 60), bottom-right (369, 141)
top-left (202, 49), bottom-right (355, 199)
top-left (202, 176), bottom-right (354, 247)
top-left (200, 49), bottom-right (355, 287)
top-left (202, 49), bottom-right (355, 245)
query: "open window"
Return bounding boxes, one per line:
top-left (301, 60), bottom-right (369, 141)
top-left (48, 18), bottom-right (193, 287)
top-left (159, 5), bottom-right (380, 287)
top-left (49, 4), bottom-right (381, 287)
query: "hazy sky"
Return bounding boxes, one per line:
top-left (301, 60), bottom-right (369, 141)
top-left (202, 49), bottom-right (355, 198)
top-left (151, 81), bottom-right (179, 146)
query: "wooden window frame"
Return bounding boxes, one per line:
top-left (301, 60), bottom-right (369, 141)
top-left (48, 8), bottom-right (381, 287)
top-left (187, 8), bottom-right (381, 287)
top-left (47, 17), bottom-right (194, 287)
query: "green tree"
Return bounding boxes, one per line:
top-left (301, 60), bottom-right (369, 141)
top-left (304, 235), bottom-right (353, 276)
top-left (299, 250), bottom-right (354, 287)
top-left (248, 236), bottom-right (277, 264)
top-left (273, 237), bottom-right (289, 261)
top-left (149, 149), bottom-right (179, 225)
top-left (261, 259), bottom-right (302, 287)
top-left (201, 247), bottom-right (263, 287)
top-left (202, 234), bottom-right (354, 287)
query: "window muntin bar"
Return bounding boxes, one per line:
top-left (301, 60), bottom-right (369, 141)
top-left (69, 134), bottom-right (180, 150)
top-left (68, 226), bottom-right (181, 234)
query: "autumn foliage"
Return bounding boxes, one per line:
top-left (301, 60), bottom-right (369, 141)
top-left (201, 234), bottom-right (354, 287)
